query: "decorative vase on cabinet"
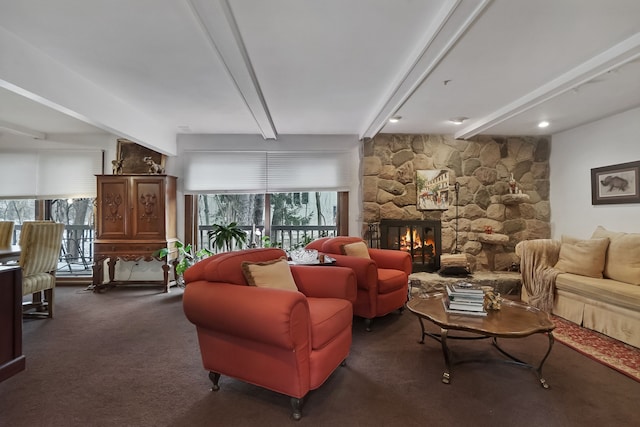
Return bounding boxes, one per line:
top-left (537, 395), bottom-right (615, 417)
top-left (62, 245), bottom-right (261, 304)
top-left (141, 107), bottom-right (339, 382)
top-left (93, 175), bottom-right (178, 292)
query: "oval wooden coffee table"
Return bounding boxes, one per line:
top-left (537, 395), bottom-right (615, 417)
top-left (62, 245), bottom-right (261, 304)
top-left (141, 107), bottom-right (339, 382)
top-left (407, 294), bottom-right (555, 388)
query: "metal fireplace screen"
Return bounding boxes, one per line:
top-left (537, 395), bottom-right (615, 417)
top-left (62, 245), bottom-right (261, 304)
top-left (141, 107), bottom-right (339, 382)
top-left (379, 219), bottom-right (441, 272)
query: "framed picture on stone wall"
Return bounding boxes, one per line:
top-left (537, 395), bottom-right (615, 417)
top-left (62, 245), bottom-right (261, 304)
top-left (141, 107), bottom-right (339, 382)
top-left (416, 169), bottom-right (451, 210)
top-left (591, 160), bottom-right (640, 205)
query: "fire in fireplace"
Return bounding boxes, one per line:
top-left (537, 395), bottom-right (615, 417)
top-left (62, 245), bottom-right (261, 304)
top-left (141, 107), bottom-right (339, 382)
top-left (379, 219), bottom-right (441, 272)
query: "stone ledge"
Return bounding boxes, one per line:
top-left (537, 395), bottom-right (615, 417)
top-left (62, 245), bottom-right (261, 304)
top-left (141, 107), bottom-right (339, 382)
top-left (501, 193), bottom-right (531, 205)
top-left (409, 271), bottom-right (521, 296)
top-left (477, 233), bottom-right (509, 244)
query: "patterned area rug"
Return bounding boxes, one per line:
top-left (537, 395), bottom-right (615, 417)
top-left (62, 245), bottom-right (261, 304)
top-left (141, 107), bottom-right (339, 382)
top-left (552, 316), bottom-right (640, 382)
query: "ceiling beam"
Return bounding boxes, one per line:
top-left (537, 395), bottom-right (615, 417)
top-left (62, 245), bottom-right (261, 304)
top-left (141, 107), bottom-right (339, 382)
top-left (187, 0), bottom-right (277, 140)
top-left (359, 0), bottom-right (492, 140)
top-left (455, 32), bottom-right (640, 139)
top-left (0, 118), bottom-right (46, 139)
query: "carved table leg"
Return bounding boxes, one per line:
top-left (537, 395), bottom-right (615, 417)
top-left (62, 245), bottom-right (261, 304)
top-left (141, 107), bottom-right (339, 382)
top-left (161, 260), bottom-right (170, 293)
top-left (491, 332), bottom-right (555, 389)
top-left (440, 328), bottom-right (452, 384)
top-left (107, 257), bottom-right (117, 283)
top-left (417, 317), bottom-right (427, 344)
top-left (92, 257), bottom-right (103, 287)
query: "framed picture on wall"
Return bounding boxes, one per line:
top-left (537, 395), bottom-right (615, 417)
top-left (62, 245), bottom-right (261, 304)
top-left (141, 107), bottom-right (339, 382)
top-left (416, 169), bottom-right (451, 210)
top-left (116, 138), bottom-right (166, 174)
top-left (591, 161), bottom-right (640, 205)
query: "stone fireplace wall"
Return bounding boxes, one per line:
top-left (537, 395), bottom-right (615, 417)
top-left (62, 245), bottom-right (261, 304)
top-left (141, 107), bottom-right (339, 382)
top-left (362, 134), bottom-right (551, 272)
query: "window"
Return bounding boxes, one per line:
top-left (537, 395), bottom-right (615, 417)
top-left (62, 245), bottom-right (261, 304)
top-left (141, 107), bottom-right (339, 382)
top-left (0, 198), bottom-right (94, 276)
top-left (49, 199), bottom-right (95, 275)
top-left (197, 192), bottom-right (338, 252)
top-left (0, 199), bottom-right (36, 227)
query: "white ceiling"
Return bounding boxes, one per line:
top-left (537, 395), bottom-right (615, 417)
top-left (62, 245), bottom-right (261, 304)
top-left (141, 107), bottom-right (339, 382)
top-left (1, 0), bottom-right (639, 155)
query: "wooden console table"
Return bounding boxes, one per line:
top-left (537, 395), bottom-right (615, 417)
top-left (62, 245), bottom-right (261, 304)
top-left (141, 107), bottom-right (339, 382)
top-left (0, 266), bottom-right (25, 383)
top-left (93, 243), bottom-right (177, 293)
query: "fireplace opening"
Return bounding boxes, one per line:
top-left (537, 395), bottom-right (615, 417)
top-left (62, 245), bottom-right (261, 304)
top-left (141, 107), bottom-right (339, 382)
top-left (379, 219), bottom-right (441, 272)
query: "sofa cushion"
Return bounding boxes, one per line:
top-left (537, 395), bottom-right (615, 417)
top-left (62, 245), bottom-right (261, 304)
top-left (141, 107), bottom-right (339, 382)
top-left (554, 236), bottom-right (609, 278)
top-left (592, 226), bottom-right (640, 285)
top-left (241, 257), bottom-right (298, 291)
top-left (377, 268), bottom-right (408, 294)
top-left (555, 273), bottom-right (640, 312)
top-left (306, 297), bottom-right (352, 350)
top-left (341, 241), bottom-right (371, 259)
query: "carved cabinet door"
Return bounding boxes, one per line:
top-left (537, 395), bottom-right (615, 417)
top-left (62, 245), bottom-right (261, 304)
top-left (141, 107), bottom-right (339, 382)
top-left (131, 177), bottom-right (166, 240)
top-left (96, 177), bottom-right (130, 240)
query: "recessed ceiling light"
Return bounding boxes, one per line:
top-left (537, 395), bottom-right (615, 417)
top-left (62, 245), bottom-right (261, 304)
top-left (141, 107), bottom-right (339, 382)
top-left (538, 121), bottom-right (550, 128)
top-left (388, 116), bottom-right (402, 123)
top-left (448, 117), bottom-right (468, 125)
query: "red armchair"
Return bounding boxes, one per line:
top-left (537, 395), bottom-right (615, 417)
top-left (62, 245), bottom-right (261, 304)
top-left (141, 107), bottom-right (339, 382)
top-left (182, 248), bottom-right (356, 420)
top-left (306, 237), bottom-right (412, 331)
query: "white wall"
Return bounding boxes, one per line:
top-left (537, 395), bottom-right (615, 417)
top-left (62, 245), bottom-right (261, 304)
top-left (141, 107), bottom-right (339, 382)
top-left (550, 107), bottom-right (640, 238)
top-left (177, 134), bottom-right (363, 238)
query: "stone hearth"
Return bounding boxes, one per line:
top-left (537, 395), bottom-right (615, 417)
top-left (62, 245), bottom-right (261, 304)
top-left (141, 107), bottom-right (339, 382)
top-left (409, 271), bottom-right (521, 297)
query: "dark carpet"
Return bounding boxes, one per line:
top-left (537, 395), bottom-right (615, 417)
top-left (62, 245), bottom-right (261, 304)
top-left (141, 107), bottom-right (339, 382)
top-left (1, 285), bottom-right (638, 427)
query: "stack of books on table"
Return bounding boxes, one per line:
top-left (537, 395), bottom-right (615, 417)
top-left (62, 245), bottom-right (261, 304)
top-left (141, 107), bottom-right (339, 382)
top-left (443, 283), bottom-right (487, 316)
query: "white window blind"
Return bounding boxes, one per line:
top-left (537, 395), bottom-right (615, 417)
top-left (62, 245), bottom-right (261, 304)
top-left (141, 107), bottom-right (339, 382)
top-left (183, 151), bottom-right (268, 193)
top-left (183, 150), bottom-right (352, 193)
top-left (0, 150), bottom-right (101, 199)
top-left (266, 151), bottom-right (352, 192)
top-left (37, 150), bottom-right (102, 199)
top-left (0, 152), bottom-right (38, 198)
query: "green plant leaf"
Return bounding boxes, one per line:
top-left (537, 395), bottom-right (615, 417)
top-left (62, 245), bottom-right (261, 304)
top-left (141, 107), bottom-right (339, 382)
top-left (208, 222), bottom-right (248, 252)
top-left (154, 248), bottom-right (169, 258)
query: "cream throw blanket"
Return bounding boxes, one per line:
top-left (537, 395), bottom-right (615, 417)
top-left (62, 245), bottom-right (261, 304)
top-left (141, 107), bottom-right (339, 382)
top-left (516, 239), bottom-right (561, 313)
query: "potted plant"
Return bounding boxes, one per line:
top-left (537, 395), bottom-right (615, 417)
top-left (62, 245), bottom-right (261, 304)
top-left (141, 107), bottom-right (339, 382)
top-left (155, 241), bottom-right (213, 288)
top-left (208, 222), bottom-right (248, 252)
top-left (261, 235), bottom-right (282, 248)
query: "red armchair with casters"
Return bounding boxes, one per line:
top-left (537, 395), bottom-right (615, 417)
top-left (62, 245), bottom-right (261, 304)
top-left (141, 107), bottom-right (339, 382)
top-left (182, 248), bottom-right (356, 420)
top-left (306, 236), bottom-right (412, 331)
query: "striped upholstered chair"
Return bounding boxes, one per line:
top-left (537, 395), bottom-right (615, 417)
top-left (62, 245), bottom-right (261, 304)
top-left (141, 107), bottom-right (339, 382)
top-left (19, 221), bottom-right (65, 318)
top-left (0, 220), bottom-right (14, 248)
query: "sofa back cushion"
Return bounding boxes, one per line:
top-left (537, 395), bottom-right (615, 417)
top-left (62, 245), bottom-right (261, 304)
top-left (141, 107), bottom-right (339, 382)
top-left (592, 226), bottom-right (640, 285)
top-left (341, 241), bottom-right (371, 259)
top-left (305, 237), bottom-right (331, 251)
top-left (554, 236), bottom-right (609, 278)
top-left (320, 236), bottom-right (366, 255)
top-left (241, 257), bottom-right (298, 291)
top-left (203, 248), bottom-right (288, 285)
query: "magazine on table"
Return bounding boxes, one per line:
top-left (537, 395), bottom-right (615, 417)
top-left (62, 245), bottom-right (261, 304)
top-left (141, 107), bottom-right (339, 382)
top-left (442, 297), bottom-right (487, 316)
top-left (450, 282), bottom-right (484, 294)
top-left (446, 284), bottom-right (485, 302)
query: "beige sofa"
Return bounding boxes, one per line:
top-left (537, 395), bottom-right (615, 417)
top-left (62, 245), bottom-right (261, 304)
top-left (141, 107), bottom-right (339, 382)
top-left (516, 226), bottom-right (640, 348)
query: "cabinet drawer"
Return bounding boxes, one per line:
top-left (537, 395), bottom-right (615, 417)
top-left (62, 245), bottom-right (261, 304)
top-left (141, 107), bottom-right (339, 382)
top-left (94, 243), bottom-right (167, 254)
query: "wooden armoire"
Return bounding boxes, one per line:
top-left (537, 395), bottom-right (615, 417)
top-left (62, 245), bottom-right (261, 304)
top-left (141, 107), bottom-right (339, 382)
top-left (93, 175), bottom-right (177, 292)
